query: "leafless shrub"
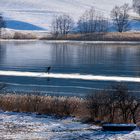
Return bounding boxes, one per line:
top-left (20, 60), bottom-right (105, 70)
top-left (51, 14), bottom-right (74, 38)
top-left (86, 83), bottom-right (140, 124)
top-left (0, 83), bottom-right (139, 124)
top-left (111, 3), bottom-right (130, 32)
top-left (60, 97), bottom-right (79, 116)
top-left (77, 7), bottom-right (109, 34)
top-left (13, 32), bottom-right (37, 39)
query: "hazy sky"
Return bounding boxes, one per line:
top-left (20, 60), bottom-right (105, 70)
top-left (0, 0), bottom-right (133, 30)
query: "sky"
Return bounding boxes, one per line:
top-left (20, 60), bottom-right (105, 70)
top-left (0, 0), bottom-right (133, 30)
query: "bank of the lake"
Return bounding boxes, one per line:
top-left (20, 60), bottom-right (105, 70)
top-left (1, 29), bottom-right (140, 41)
top-left (0, 111), bottom-right (140, 140)
top-left (43, 32), bottom-right (140, 42)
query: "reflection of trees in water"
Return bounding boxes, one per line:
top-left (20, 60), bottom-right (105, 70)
top-left (52, 43), bottom-right (107, 65)
top-left (50, 43), bottom-right (140, 74)
top-left (81, 44), bottom-right (140, 77)
top-left (133, 47), bottom-right (140, 77)
top-left (53, 43), bottom-right (69, 65)
top-left (10, 41), bottom-right (36, 47)
top-left (80, 44), bottom-right (106, 65)
top-left (51, 43), bottom-right (105, 67)
top-left (0, 42), bottom-right (6, 64)
top-left (32, 42), bottom-right (140, 77)
top-left (114, 45), bottom-right (140, 77)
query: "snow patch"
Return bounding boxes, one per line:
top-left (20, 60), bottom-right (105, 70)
top-left (0, 70), bottom-right (140, 83)
top-left (0, 111), bottom-right (139, 140)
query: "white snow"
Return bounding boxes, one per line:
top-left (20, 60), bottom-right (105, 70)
top-left (0, 111), bottom-right (139, 140)
top-left (0, 0), bottom-right (133, 30)
top-left (0, 70), bottom-right (140, 83)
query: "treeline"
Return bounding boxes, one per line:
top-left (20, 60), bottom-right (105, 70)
top-left (51, 4), bottom-right (130, 38)
top-left (50, 3), bottom-right (134, 39)
top-left (0, 83), bottom-right (140, 124)
top-left (0, 2), bottom-right (140, 40)
top-left (0, 14), bottom-right (6, 38)
top-left (133, 0), bottom-right (140, 15)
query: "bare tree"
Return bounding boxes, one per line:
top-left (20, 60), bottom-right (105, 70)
top-left (77, 7), bottom-right (109, 33)
top-left (133, 0), bottom-right (140, 15)
top-left (111, 83), bottom-right (132, 123)
top-left (96, 15), bottom-right (109, 32)
top-left (86, 92), bottom-right (101, 121)
top-left (86, 83), bottom-right (140, 124)
top-left (0, 14), bottom-right (6, 38)
top-left (111, 3), bottom-right (130, 32)
top-left (128, 97), bottom-right (140, 124)
top-left (51, 14), bottom-right (74, 37)
top-left (111, 83), bottom-right (140, 123)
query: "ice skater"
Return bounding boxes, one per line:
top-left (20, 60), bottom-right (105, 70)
top-left (46, 66), bottom-right (51, 74)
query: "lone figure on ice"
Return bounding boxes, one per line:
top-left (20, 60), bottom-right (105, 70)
top-left (46, 66), bottom-right (51, 74)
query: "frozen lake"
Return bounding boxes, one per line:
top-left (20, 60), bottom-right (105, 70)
top-left (0, 41), bottom-right (140, 96)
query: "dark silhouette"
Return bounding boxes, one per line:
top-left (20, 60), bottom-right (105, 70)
top-left (51, 14), bottom-right (74, 37)
top-left (0, 14), bottom-right (6, 38)
top-left (46, 66), bottom-right (51, 74)
top-left (111, 4), bottom-right (130, 32)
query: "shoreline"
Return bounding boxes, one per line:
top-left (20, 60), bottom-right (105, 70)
top-left (1, 31), bottom-right (140, 43)
top-left (0, 92), bottom-right (140, 125)
top-left (1, 39), bottom-right (140, 45)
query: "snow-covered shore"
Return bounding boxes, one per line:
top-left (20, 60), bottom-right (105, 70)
top-left (0, 111), bottom-right (140, 140)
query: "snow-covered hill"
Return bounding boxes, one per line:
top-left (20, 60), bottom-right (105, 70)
top-left (0, 0), bottom-right (135, 31)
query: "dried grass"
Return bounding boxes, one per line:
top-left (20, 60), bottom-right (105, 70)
top-left (0, 94), bottom-right (85, 117)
